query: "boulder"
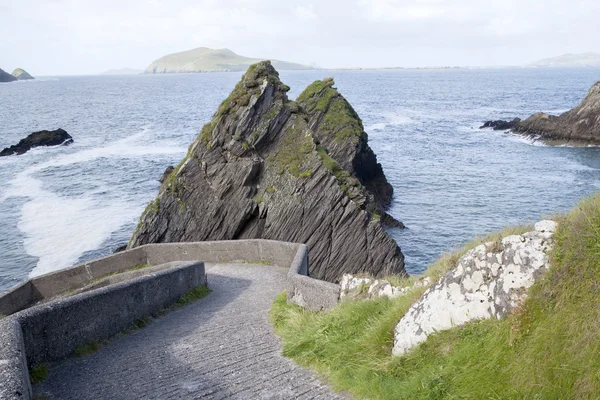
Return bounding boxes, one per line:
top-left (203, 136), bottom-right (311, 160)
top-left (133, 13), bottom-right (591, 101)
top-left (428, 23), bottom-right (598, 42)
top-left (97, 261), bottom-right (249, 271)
top-left (479, 118), bottom-right (521, 130)
top-left (0, 68), bottom-right (17, 83)
top-left (128, 61), bottom-right (406, 283)
top-left (11, 68), bottom-right (34, 80)
top-left (159, 166), bottom-right (175, 183)
top-left (392, 220), bottom-right (557, 356)
top-left (513, 81), bottom-right (600, 144)
top-left (0, 129), bottom-right (73, 157)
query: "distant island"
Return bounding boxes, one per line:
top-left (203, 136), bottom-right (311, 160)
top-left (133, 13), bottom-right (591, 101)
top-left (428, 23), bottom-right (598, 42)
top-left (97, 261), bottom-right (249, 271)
top-left (528, 52), bottom-right (600, 67)
top-left (12, 68), bottom-right (34, 80)
top-left (100, 68), bottom-right (143, 75)
top-left (145, 47), bottom-right (313, 73)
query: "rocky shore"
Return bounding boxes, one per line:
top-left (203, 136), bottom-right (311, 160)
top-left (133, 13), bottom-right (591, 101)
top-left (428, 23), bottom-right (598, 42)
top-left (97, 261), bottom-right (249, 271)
top-left (482, 81), bottom-right (600, 145)
top-left (0, 129), bottom-right (73, 157)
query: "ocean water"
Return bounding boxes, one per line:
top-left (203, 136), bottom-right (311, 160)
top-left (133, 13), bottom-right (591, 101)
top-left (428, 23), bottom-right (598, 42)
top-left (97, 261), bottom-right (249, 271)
top-left (1, 68), bottom-right (599, 292)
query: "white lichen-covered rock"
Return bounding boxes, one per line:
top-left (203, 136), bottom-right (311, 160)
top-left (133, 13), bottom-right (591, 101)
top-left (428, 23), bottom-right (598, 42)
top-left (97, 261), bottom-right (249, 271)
top-left (339, 274), bottom-right (431, 300)
top-left (392, 220), bottom-right (557, 356)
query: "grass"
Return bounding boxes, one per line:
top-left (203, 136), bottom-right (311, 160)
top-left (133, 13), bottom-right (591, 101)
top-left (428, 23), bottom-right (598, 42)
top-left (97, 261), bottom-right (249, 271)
top-left (297, 78), bottom-right (364, 143)
top-left (270, 193), bottom-right (600, 399)
top-left (29, 364), bottom-right (48, 384)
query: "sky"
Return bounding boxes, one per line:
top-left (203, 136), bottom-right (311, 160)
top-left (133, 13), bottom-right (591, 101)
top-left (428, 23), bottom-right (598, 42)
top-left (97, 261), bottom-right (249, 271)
top-left (0, 0), bottom-right (599, 75)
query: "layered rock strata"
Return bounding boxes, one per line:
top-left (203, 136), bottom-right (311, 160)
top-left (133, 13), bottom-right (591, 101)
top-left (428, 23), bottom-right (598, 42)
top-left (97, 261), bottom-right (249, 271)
top-left (129, 61), bottom-right (405, 282)
top-left (392, 220), bottom-right (557, 356)
top-left (513, 82), bottom-right (600, 144)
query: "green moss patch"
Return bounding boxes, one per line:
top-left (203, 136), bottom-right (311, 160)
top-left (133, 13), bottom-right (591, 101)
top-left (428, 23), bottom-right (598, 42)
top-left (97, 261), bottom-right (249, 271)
top-left (29, 364), bottom-right (48, 384)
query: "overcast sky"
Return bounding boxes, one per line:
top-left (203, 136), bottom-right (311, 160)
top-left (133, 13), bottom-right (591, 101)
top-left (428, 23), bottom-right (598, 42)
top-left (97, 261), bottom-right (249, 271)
top-left (0, 0), bottom-right (599, 75)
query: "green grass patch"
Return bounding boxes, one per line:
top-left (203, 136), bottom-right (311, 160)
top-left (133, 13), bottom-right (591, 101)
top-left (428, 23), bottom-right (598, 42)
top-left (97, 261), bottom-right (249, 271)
top-left (75, 341), bottom-right (99, 357)
top-left (175, 285), bottom-right (211, 307)
top-left (29, 364), bottom-right (48, 384)
top-left (271, 195), bottom-right (600, 398)
top-left (243, 260), bottom-right (275, 266)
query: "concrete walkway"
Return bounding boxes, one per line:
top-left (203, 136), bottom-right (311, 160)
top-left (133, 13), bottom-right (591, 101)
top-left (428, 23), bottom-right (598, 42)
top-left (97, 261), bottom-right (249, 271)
top-left (33, 263), bottom-right (345, 399)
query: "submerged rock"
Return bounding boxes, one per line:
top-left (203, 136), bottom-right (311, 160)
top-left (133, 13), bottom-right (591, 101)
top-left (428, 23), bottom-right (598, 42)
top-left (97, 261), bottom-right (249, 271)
top-left (0, 129), bottom-right (73, 157)
top-left (513, 81), bottom-right (600, 144)
top-left (129, 61), bottom-right (406, 282)
top-left (392, 220), bottom-right (557, 356)
top-left (0, 68), bottom-right (17, 83)
top-left (11, 68), bottom-right (34, 80)
top-left (479, 118), bottom-right (521, 130)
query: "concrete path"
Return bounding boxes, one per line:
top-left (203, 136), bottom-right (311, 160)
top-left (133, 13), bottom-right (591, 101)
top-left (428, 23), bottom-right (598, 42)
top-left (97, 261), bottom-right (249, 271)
top-left (33, 263), bottom-right (346, 399)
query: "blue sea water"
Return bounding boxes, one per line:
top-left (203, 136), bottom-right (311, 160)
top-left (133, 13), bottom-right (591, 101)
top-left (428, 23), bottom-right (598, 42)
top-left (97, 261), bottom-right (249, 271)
top-left (1, 68), bottom-right (599, 292)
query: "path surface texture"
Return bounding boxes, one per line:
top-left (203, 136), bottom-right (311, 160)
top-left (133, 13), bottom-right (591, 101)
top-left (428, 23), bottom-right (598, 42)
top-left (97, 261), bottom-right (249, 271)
top-left (33, 263), bottom-right (345, 399)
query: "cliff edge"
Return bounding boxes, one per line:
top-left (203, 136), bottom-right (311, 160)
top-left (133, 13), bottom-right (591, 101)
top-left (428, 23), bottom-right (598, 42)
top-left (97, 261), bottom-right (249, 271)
top-left (129, 61), bottom-right (405, 282)
top-left (514, 81), bottom-right (600, 144)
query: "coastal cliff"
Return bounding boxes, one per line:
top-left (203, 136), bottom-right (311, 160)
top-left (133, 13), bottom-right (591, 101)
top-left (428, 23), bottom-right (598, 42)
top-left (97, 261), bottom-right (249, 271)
top-left (129, 61), bottom-right (405, 282)
top-left (0, 68), bottom-right (16, 83)
top-left (11, 68), bottom-right (34, 80)
top-left (145, 47), bottom-right (312, 73)
top-left (514, 81), bottom-right (600, 144)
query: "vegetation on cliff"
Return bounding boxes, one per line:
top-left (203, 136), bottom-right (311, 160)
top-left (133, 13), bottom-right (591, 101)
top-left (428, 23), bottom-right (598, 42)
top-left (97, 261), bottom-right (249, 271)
top-left (145, 47), bottom-right (312, 73)
top-left (11, 68), bottom-right (34, 80)
top-left (271, 193), bottom-right (600, 398)
top-left (130, 61), bottom-right (404, 282)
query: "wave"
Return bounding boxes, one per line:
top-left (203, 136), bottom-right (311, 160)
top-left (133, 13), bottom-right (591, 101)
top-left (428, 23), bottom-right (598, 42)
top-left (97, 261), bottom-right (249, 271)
top-left (2, 129), bottom-right (186, 277)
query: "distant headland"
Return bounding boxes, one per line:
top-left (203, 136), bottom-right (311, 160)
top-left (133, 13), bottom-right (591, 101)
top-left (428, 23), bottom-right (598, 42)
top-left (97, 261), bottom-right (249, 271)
top-left (145, 47), bottom-right (313, 74)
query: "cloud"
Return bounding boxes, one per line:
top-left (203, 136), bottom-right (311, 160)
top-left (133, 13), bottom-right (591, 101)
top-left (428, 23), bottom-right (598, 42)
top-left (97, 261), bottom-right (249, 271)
top-left (0, 0), bottom-right (598, 74)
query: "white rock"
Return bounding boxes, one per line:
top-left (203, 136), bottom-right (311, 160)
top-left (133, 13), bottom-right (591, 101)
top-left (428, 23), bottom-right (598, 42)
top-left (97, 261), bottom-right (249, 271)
top-left (392, 220), bottom-right (557, 356)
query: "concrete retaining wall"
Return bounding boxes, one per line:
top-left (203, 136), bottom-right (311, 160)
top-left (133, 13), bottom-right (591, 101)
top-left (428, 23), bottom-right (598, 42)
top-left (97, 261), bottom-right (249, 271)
top-left (0, 239), bottom-right (341, 400)
top-left (0, 318), bottom-right (31, 400)
top-left (17, 261), bottom-right (205, 365)
top-left (286, 244), bottom-right (340, 311)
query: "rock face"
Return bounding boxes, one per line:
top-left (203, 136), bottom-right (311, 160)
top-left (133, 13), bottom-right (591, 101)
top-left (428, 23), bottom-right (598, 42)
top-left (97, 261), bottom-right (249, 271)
top-left (0, 129), bottom-right (73, 157)
top-left (480, 118), bottom-right (521, 130)
top-left (340, 274), bottom-right (431, 301)
top-left (129, 61), bottom-right (406, 282)
top-left (0, 68), bottom-right (17, 83)
top-left (513, 81), bottom-right (600, 144)
top-left (392, 220), bottom-right (557, 356)
top-left (159, 166), bottom-right (175, 183)
top-left (11, 68), bottom-right (34, 80)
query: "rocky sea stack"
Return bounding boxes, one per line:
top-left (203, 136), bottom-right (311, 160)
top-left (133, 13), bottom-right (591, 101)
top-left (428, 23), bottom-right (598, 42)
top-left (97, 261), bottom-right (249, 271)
top-left (129, 61), bottom-right (406, 282)
top-left (513, 81), bottom-right (600, 144)
top-left (11, 68), bottom-right (34, 80)
top-left (0, 68), bottom-right (17, 83)
top-left (0, 128), bottom-right (73, 157)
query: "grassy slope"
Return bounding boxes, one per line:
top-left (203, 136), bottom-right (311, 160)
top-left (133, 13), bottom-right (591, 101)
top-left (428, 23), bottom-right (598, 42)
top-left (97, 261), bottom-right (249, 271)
top-left (270, 194), bottom-right (600, 399)
top-left (145, 47), bottom-right (311, 73)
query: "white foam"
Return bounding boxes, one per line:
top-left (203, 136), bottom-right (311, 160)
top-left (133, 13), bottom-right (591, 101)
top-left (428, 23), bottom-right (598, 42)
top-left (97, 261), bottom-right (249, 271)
top-left (3, 130), bottom-right (186, 277)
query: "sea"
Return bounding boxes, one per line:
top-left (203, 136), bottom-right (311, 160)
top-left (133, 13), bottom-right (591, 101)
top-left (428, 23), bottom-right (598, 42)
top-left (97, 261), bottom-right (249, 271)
top-left (1, 67), bottom-right (599, 293)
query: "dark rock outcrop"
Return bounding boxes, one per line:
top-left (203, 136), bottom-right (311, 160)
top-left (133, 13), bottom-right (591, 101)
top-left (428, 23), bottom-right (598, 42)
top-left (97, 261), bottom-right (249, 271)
top-left (480, 118), bottom-right (521, 130)
top-left (129, 61), bottom-right (406, 282)
top-left (11, 68), bottom-right (34, 80)
top-left (297, 78), bottom-right (402, 227)
top-left (0, 68), bottom-right (17, 83)
top-left (159, 166), bottom-right (175, 183)
top-left (0, 129), bottom-right (73, 157)
top-left (512, 81), bottom-right (600, 144)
